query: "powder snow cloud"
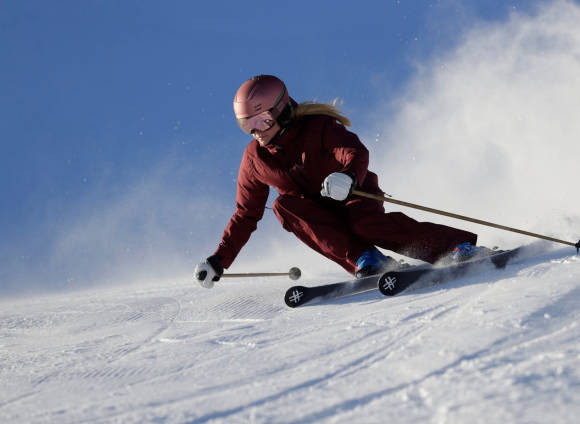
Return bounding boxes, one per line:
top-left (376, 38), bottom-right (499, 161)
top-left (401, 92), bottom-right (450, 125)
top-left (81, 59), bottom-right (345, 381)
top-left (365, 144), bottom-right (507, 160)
top-left (371, 0), bottom-right (580, 249)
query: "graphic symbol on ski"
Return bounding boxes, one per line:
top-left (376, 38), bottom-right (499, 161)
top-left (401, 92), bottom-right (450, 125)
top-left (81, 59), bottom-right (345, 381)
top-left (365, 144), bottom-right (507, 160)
top-left (288, 289), bottom-right (304, 304)
top-left (380, 275), bottom-right (397, 293)
top-left (285, 286), bottom-right (308, 307)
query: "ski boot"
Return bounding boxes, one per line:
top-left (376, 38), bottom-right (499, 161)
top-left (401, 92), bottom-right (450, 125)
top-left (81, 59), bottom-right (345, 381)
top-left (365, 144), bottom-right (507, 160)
top-left (451, 242), bottom-right (495, 262)
top-left (355, 247), bottom-right (402, 278)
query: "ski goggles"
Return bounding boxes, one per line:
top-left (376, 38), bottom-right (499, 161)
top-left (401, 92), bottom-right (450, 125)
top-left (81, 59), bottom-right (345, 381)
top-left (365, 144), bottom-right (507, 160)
top-left (236, 110), bottom-right (276, 134)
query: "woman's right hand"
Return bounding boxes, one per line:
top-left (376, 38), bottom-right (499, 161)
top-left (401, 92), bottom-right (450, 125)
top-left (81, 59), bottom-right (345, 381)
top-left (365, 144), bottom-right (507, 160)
top-left (194, 255), bottom-right (224, 289)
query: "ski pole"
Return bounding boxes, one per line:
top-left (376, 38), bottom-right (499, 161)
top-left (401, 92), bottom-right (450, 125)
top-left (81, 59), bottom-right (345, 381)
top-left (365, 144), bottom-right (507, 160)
top-left (352, 189), bottom-right (580, 253)
top-left (222, 267), bottom-right (302, 280)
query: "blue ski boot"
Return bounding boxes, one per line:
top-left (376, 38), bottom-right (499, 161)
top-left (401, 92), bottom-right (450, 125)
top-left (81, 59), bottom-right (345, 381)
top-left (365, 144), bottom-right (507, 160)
top-left (451, 242), bottom-right (494, 262)
top-left (355, 247), bottom-right (400, 278)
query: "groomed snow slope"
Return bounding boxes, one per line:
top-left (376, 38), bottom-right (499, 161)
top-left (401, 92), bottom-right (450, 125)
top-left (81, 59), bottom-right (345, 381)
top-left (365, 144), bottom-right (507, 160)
top-left (1, 247), bottom-right (579, 423)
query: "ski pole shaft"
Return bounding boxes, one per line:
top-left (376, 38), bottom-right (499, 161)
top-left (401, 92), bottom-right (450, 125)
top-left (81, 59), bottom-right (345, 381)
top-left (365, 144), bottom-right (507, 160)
top-left (222, 267), bottom-right (301, 280)
top-left (352, 189), bottom-right (580, 251)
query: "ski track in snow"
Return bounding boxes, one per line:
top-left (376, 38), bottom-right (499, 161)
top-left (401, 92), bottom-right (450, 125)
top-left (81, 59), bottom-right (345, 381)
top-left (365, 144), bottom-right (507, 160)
top-left (1, 248), bottom-right (579, 423)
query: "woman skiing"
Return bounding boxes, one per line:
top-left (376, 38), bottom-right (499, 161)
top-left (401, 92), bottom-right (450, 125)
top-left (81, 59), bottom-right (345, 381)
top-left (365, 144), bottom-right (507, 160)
top-left (195, 75), bottom-right (483, 287)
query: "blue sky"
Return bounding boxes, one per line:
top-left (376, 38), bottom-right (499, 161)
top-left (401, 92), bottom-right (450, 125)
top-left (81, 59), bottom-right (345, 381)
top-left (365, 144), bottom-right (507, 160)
top-left (0, 0), bottom-right (565, 292)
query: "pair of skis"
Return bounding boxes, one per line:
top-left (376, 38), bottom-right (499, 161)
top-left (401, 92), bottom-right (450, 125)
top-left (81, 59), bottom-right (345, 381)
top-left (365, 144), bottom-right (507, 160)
top-left (284, 247), bottom-right (522, 308)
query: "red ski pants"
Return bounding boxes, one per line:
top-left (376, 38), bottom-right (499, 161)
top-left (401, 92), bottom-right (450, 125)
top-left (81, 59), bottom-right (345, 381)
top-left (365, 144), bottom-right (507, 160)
top-left (273, 195), bottom-right (477, 274)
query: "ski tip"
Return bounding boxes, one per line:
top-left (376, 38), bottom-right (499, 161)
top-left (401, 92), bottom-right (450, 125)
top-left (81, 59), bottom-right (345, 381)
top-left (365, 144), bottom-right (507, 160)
top-left (284, 286), bottom-right (308, 308)
top-left (378, 272), bottom-right (399, 296)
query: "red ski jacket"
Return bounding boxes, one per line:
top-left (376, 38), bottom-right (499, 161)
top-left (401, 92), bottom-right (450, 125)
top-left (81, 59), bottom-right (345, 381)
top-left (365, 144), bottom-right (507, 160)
top-left (214, 114), bottom-right (382, 268)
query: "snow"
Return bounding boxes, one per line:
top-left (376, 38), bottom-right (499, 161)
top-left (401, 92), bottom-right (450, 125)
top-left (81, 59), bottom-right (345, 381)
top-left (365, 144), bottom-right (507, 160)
top-left (1, 247), bottom-right (579, 423)
top-left (2, 2), bottom-right (580, 422)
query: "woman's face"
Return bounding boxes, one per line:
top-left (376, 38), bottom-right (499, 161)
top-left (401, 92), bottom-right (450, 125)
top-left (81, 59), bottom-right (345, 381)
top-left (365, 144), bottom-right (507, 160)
top-left (253, 121), bottom-right (281, 146)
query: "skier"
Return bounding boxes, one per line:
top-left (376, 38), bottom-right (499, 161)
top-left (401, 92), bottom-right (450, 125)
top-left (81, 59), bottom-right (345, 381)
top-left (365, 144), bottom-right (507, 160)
top-left (195, 75), bottom-right (486, 288)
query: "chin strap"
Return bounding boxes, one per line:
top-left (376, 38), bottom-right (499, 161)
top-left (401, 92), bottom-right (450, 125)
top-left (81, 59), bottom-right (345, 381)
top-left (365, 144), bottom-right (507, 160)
top-left (261, 127), bottom-right (285, 147)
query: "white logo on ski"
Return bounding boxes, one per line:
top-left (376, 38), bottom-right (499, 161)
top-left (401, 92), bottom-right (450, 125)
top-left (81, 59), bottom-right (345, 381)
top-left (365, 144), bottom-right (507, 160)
top-left (382, 276), bottom-right (397, 291)
top-left (288, 289), bottom-right (304, 304)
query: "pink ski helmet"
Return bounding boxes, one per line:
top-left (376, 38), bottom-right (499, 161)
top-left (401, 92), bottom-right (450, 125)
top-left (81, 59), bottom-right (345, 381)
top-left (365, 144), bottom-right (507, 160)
top-left (233, 75), bottom-right (290, 133)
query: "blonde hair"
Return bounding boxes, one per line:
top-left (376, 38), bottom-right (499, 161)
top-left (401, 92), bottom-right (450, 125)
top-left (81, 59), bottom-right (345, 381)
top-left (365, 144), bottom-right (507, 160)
top-left (294, 99), bottom-right (351, 127)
